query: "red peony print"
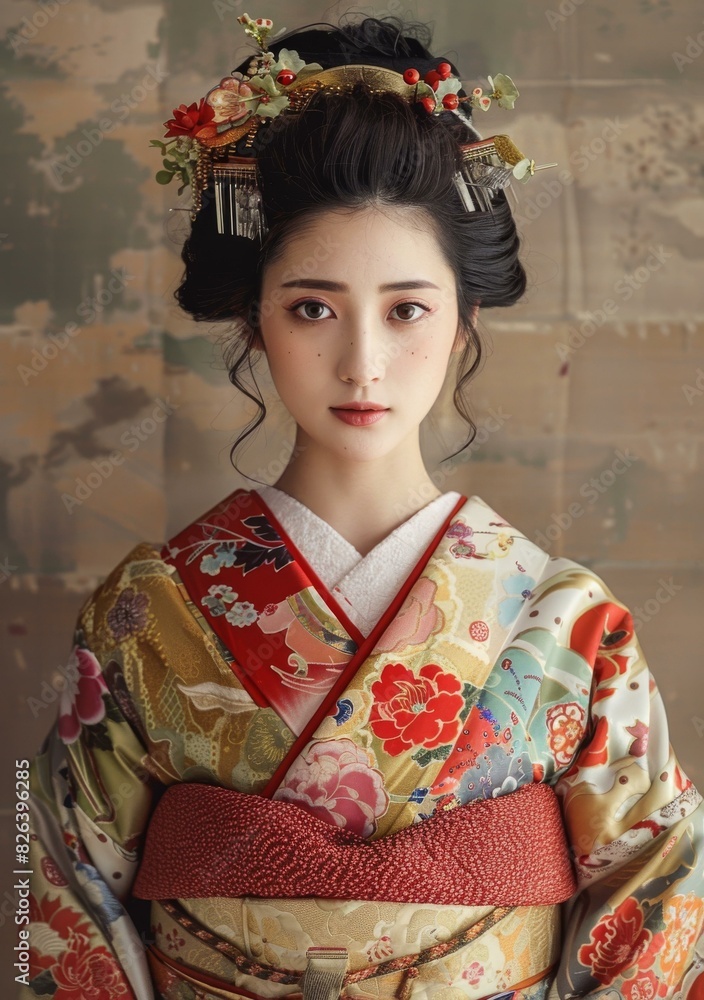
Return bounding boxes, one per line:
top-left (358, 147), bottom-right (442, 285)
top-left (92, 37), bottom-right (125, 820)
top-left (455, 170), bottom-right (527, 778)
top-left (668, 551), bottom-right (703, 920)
top-left (622, 970), bottom-right (663, 1000)
top-left (29, 894), bottom-right (131, 997)
top-left (163, 97), bottom-right (216, 139)
top-left (630, 929), bottom-right (664, 976)
top-left (275, 738), bottom-right (389, 837)
top-left (546, 701), bottom-right (586, 767)
top-left (578, 897), bottom-right (653, 986)
top-left (369, 661), bottom-right (464, 757)
top-left (29, 893), bottom-right (91, 978)
top-left (57, 646), bottom-right (109, 745)
top-left (53, 931), bottom-right (130, 999)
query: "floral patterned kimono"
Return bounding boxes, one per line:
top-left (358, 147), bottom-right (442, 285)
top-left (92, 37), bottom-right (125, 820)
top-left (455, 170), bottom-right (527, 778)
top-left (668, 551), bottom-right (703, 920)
top-left (24, 486), bottom-right (704, 1000)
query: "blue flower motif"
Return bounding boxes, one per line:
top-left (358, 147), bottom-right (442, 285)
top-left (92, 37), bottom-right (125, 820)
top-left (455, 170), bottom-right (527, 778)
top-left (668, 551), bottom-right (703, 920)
top-left (202, 595), bottom-right (226, 615)
top-left (214, 541), bottom-right (238, 566)
top-left (409, 787), bottom-right (428, 803)
top-left (200, 541), bottom-right (239, 576)
top-left (225, 601), bottom-right (258, 627)
top-left (201, 554), bottom-right (223, 576)
top-left (497, 572), bottom-right (536, 627)
top-left (202, 584), bottom-right (238, 616)
top-left (334, 699), bottom-right (353, 725)
top-left (209, 584), bottom-right (237, 602)
top-left (76, 862), bottom-right (123, 924)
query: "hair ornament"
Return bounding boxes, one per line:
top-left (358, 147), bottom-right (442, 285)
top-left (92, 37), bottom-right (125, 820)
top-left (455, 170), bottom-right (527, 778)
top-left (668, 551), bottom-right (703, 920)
top-left (150, 13), bottom-right (557, 238)
top-left (236, 12), bottom-right (275, 49)
top-left (454, 135), bottom-right (559, 212)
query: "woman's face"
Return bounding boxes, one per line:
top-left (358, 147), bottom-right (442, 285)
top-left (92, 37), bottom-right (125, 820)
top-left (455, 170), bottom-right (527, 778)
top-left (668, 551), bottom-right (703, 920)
top-left (257, 205), bottom-right (470, 466)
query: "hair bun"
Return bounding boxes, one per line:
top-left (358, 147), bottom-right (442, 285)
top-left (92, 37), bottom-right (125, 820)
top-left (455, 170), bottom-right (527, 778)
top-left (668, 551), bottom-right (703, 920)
top-left (175, 180), bottom-right (259, 322)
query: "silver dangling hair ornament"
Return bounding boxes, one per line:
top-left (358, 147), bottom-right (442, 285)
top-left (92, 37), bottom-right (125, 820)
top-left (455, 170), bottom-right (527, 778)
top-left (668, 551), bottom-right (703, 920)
top-left (213, 157), bottom-right (267, 239)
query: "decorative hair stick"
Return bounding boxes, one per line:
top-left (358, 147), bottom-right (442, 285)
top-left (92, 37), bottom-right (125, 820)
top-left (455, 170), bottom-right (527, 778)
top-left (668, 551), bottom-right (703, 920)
top-left (151, 14), bottom-right (558, 238)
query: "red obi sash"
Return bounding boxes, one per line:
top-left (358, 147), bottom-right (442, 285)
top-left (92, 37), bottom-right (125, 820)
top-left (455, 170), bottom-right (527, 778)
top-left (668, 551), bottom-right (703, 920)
top-left (133, 780), bottom-right (576, 906)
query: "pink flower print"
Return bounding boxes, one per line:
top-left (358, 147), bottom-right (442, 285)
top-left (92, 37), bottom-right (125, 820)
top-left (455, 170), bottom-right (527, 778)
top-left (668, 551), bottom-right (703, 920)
top-left (446, 519), bottom-right (477, 559)
top-left (367, 935), bottom-right (394, 962)
top-left (446, 519), bottom-right (473, 540)
top-left (204, 77), bottom-right (254, 126)
top-left (274, 738), bottom-right (389, 837)
top-left (165, 928), bottom-right (186, 952)
top-left (449, 537), bottom-right (476, 559)
top-left (58, 646), bottom-right (109, 744)
top-left (373, 576), bottom-right (443, 654)
top-left (461, 961), bottom-right (485, 986)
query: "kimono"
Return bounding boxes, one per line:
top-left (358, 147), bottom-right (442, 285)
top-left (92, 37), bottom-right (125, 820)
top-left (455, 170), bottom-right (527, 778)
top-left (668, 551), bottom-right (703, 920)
top-left (23, 485), bottom-right (704, 1000)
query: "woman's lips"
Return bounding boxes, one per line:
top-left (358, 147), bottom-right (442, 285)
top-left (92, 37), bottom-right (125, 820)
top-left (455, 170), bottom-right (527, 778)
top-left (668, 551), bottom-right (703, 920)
top-left (330, 408), bottom-right (389, 426)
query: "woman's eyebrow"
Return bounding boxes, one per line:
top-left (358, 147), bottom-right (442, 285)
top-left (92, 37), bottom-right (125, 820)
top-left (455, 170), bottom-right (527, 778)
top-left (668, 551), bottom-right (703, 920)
top-left (279, 279), bottom-right (440, 291)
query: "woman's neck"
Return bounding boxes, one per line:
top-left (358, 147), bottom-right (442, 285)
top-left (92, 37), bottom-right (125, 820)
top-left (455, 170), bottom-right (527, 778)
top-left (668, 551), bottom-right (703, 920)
top-left (269, 450), bottom-right (451, 558)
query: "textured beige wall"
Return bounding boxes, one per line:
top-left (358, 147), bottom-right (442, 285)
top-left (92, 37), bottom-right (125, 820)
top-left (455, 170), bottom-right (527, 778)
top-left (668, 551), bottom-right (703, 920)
top-left (1, 0), bottom-right (703, 986)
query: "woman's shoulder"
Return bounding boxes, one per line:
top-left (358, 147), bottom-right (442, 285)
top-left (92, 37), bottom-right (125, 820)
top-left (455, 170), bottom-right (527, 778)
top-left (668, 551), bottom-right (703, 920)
top-left (80, 488), bottom-right (256, 638)
top-left (75, 541), bottom-right (175, 650)
top-left (469, 491), bottom-right (626, 609)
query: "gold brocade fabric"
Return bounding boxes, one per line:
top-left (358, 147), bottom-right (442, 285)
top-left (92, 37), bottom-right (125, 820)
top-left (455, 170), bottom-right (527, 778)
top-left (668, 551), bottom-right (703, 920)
top-left (24, 490), bottom-right (704, 1000)
top-left (152, 897), bottom-right (560, 999)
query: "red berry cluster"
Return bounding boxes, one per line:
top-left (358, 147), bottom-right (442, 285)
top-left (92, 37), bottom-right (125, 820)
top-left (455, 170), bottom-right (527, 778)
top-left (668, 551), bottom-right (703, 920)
top-left (403, 62), bottom-right (460, 113)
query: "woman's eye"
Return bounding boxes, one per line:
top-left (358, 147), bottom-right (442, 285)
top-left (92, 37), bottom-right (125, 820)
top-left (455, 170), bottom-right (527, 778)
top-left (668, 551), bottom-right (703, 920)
top-left (289, 300), bottom-right (429, 323)
top-left (292, 301), bottom-right (333, 321)
top-left (390, 302), bottom-right (429, 322)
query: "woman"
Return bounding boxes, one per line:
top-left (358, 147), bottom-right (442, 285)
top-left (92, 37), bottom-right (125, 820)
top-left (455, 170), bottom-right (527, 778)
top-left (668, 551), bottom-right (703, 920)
top-left (24, 13), bottom-right (704, 1000)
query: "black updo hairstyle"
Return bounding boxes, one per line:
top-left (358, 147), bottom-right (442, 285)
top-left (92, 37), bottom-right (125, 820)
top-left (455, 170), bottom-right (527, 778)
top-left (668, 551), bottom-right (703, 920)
top-left (175, 15), bottom-right (527, 472)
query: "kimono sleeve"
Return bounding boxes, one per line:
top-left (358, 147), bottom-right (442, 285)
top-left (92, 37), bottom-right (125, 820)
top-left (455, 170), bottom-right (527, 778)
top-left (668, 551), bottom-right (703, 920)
top-left (548, 585), bottom-right (704, 999)
top-left (24, 576), bottom-right (161, 1000)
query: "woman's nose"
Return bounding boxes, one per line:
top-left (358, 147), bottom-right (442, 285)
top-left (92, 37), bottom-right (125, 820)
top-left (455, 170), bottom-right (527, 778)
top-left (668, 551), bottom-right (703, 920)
top-left (336, 326), bottom-right (390, 385)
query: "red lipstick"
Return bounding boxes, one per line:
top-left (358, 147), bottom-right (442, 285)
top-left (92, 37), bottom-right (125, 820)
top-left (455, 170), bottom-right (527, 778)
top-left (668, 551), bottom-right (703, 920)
top-left (330, 402), bottom-right (389, 426)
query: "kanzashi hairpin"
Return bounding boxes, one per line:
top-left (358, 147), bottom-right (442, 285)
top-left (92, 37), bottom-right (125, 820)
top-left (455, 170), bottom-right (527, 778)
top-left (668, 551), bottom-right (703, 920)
top-left (151, 13), bottom-right (557, 238)
top-left (454, 135), bottom-right (560, 212)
